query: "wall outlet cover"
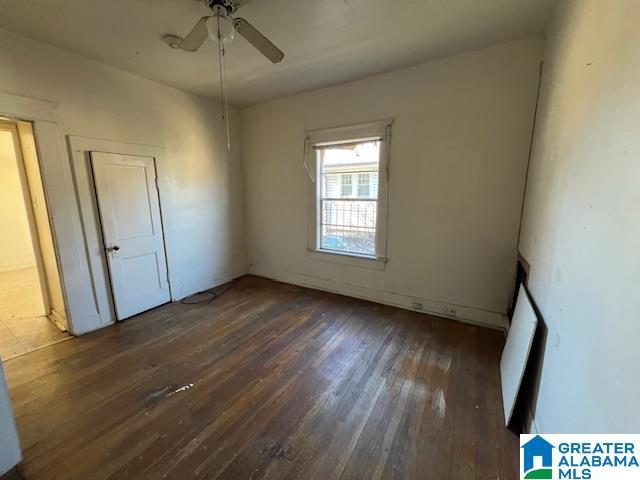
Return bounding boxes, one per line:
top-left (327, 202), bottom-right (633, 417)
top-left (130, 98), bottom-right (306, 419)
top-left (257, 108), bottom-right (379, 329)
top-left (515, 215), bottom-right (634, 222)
top-left (443, 306), bottom-right (457, 317)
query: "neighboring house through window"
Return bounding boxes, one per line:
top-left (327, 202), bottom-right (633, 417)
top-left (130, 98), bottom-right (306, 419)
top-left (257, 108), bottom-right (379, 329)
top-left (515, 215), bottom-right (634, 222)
top-left (357, 173), bottom-right (370, 198)
top-left (340, 174), bottom-right (353, 197)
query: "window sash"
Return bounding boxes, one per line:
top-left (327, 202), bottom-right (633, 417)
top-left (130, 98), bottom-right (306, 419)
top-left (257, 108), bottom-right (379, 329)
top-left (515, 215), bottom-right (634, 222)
top-left (317, 142), bottom-right (380, 257)
top-left (306, 120), bottom-right (392, 262)
top-left (319, 199), bottom-right (378, 256)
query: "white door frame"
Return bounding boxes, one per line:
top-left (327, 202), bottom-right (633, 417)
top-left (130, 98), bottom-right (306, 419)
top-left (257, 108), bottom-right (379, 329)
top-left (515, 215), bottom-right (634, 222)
top-left (0, 91), bottom-right (99, 334)
top-left (68, 136), bottom-right (176, 326)
top-left (0, 121), bottom-right (52, 316)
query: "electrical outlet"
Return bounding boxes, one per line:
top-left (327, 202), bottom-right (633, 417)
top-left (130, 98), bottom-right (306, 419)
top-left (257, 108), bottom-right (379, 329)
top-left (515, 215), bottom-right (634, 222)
top-left (443, 306), bottom-right (457, 317)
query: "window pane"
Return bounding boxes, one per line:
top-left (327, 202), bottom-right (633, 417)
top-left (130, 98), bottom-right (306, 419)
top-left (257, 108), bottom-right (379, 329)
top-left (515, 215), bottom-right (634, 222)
top-left (357, 173), bottom-right (370, 198)
top-left (318, 141), bottom-right (380, 256)
top-left (340, 174), bottom-right (352, 197)
top-left (321, 200), bottom-right (376, 255)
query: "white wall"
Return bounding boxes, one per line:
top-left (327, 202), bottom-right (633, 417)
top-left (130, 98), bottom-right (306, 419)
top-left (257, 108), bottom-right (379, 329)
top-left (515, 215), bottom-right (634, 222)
top-left (241, 38), bottom-right (543, 328)
top-left (519, 0), bottom-right (640, 433)
top-left (0, 130), bottom-right (36, 272)
top-left (0, 360), bottom-right (21, 475)
top-left (0, 28), bottom-right (247, 333)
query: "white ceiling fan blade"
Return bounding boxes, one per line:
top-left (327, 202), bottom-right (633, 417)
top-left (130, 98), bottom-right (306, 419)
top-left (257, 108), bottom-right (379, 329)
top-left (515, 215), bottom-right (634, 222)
top-left (233, 17), bottom-right (284, 63)
top-left (181, 16), bottom-right (210, 52)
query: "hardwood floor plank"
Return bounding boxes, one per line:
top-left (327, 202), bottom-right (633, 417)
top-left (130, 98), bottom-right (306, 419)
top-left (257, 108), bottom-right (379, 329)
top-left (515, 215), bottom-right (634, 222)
top-left (3, 276), bottom-right (517, 479)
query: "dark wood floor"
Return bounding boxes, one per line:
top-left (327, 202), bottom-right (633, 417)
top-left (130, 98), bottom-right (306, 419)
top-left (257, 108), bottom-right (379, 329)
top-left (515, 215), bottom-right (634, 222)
top-left (4, 276), bottom-right (517, 479)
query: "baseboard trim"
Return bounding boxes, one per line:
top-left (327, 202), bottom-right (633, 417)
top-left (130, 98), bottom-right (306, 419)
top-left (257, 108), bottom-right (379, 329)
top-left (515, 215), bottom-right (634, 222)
top-left (251, 264), bottom-right (508, 331)
top-left (49, 308), bottom-right (68, 332)
top-left (175, 265), bottom-right (249, 301)
top-left (70, 267), bottom-right (249, 336)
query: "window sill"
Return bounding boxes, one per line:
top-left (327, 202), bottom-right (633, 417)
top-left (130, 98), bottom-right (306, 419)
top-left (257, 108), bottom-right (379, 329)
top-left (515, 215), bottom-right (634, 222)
top-left (307, 249), bottom-right (387, 270)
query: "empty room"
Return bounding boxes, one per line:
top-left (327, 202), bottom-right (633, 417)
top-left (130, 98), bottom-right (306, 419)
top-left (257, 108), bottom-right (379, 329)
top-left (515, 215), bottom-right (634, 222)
top-left (0, 0), bottom-right (638, 479)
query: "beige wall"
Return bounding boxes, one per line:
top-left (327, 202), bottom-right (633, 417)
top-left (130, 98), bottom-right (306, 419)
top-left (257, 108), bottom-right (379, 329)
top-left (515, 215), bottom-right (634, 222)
top-left (0, 129), bottom-right (35, 272)
top-left (519, 0), bottom-right (640, 432)
top-left (0, 28), bottom-right (247, 333)
top-left (241, 38), bottom-right (543, 328)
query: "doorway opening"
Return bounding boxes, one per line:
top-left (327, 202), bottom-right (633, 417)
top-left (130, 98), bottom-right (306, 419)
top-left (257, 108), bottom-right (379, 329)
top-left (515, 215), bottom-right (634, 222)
top-left (0, 119), bottom-right (70, 360)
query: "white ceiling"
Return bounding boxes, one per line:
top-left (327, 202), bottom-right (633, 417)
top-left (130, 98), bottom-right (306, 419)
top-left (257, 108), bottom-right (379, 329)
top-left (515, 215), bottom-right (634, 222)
top-left (0, 0), bottom-right (556, 106)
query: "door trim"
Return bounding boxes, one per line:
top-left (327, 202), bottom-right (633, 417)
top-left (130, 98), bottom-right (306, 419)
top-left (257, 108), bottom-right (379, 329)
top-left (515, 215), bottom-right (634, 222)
top-left (1, 91), bottom-right (99, 335)
top-left (68, 136), bottom-right (176, 326)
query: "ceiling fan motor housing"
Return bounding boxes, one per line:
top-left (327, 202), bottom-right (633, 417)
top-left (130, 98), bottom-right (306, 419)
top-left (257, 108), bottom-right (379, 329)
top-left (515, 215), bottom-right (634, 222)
top-left (204, 0), bottom-right (239, 15)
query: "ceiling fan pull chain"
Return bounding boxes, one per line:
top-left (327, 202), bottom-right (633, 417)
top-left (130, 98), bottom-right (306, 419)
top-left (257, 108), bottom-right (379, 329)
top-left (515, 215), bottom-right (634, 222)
top-left (216, 15), bottom-right (231, 151)
top-left (223, 46), bottom-right (231, 151)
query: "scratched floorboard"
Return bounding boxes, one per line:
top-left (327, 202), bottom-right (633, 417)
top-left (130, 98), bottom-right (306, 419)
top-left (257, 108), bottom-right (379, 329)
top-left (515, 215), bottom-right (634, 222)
top-left (3, 275), bottom-right (517, 479)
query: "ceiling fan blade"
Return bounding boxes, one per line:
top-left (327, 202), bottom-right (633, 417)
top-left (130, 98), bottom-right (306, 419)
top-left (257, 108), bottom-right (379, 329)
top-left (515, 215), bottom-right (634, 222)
top-left (181, 16), bottom-right (210, 52)
top-left (233, 17), bottom-right (284, 63)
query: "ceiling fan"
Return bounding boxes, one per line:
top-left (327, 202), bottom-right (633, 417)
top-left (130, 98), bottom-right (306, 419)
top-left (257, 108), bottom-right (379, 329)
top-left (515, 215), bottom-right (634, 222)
top-left (164, 0), bottom-right (285, 63)
top-left (163, 0), bottom-right (284, 151)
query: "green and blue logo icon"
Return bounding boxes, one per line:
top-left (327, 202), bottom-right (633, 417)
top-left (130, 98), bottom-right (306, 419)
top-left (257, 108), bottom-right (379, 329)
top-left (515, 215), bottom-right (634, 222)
top-left (522, 435), bottom-right (554, 479)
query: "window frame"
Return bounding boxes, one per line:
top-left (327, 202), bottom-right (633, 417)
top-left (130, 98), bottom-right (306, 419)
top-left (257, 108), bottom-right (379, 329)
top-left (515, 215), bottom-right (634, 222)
top-left (305, 120), bottom-right (392, 269)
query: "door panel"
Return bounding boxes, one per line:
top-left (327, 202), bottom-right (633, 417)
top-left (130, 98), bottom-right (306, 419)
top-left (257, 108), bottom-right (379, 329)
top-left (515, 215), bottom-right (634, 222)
top-left (90, 152), bottom-right (170, 320)
top-left (106, 164), bottom-right (155, 239)
top-left (120, 252), bottom-right (162, 297)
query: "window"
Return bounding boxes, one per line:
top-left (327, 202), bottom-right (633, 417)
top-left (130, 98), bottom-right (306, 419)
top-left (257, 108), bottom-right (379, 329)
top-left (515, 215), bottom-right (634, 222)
top-left (340, 174), bottom-right (353, 197)
top-left (319, 143), bottom-right (379, 256)
top-left (305, 120), bottom-right (391, 264)
top-left (357, 173), bottom-right (370, 198)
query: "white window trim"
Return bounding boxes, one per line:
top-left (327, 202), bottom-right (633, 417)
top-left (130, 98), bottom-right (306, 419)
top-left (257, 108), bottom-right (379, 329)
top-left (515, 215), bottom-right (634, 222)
top-left (305, 119), bottom-right (392, 269)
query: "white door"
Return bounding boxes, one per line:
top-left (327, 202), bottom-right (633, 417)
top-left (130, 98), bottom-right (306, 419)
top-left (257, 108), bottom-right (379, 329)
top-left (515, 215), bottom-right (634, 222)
top-left (90, 152), bottom-right (170, 320)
